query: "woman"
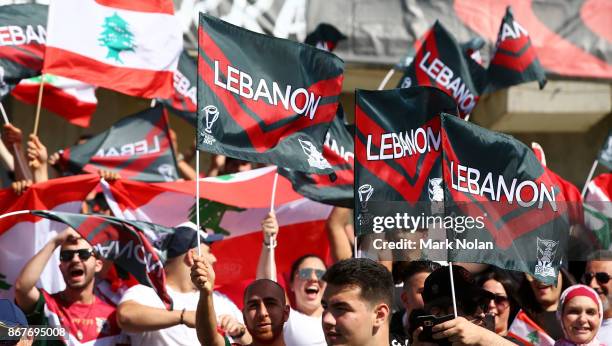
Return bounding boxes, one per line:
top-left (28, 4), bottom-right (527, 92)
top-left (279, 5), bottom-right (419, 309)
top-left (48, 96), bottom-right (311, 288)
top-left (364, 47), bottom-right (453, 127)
top-left (477, 269), bottom-right (519, 338)
top-left (257, 212), bottom-right (327, 345)
top-left (555, 284), bottom-right (605, 346)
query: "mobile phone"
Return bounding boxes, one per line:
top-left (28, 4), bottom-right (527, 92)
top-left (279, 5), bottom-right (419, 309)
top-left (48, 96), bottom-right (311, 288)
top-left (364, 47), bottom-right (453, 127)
top-left (416, 314), bottom-right (454, 344)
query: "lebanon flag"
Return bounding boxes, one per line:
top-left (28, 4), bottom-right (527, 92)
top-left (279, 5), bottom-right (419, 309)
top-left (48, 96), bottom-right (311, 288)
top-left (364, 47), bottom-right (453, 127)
top-left (158, 50), bottom-right (197, 127)
top-left (101, 166), bottom-right (333, 289)
top-left (12, 74), bottom-right (97, 127)
top-left (396, 21), bottom-right (486, 118)
top-left (43, 0), bottom-right (181, 99)
top-left (197, 14), bottom-right (344, 174)
top-left (585, 173), bottom-right (612, 218)
top-left (0, 4), bottom-right (47, 99)
top-left (59, 105), bottom-right (179, 182)
top-left (508, 310), bottom-right (555, 346)
top-left (441, 114), bottom-right (569, 284)
top-left (278, 106), bottom-right (354, 208)
top-left (486, 6), bottom-right (547, 93)
top-left (0, 174), bottom-right (99, 300)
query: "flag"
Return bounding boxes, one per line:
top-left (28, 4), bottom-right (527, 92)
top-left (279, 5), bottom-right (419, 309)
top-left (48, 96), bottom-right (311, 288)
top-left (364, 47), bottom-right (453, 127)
top-left (278, 105), bottom-right (354, 208)
top-left (31, 210), bottom-right (174, 309)
top-left (0, 174), bottom-right (99, 300)
top-left (583, 204), bottom-right (610, 250)
top-left (396, 21), bottom-right (486, 118)
top-left (597, 130), bottom-right (612, 170)
top-left (441, 114), bottom-right (569, 284)
top-left (12, 74), bottom-right (97, 127)
top-left (486, 6), bottom-right (547, 93)
top-left (158, 50), bottom-right (197, 126)
top-left (461, 37), bottom-right (485, 65)
top-left (585, 173), bottom-right (612, 218)
top-left (100, 167), bottom-right (333, 289)
top-left (0, 4), bottom-right (47, 99)
top-left (305, 23), bottom-right (347, 52)
top-left (508, 310), bottom-right (555, 346)
top-left (196, 14), bottom-right (344, 174)
top-left (59, 105), bottom-right (179, 182)
top-left (354, 86), bottom-right (458, 234)
top-left (43, 0), bottom-right (181, 99)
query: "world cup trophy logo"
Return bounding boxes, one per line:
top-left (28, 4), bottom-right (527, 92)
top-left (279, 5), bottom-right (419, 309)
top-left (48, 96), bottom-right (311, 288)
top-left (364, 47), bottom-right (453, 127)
top-left (357, 184), bottom-right (374, 227)
top-left (298, 138), bottom-right (331, 170)
top-left (200, 105), bottom-right (219, 145)
top-left (428, 177), bottom-right (444, 215)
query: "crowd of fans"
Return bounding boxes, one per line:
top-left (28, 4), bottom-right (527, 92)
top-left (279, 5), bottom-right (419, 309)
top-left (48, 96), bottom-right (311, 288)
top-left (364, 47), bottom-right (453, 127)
top-left (0, 123), bottom-right (610, 346)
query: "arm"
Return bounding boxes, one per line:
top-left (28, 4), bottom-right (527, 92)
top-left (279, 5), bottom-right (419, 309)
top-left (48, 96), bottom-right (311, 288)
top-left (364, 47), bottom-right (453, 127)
top-left (26, 134), bottom-right (48, 183)
top-left (14, 228), bottom-right (79, 313)
top-left (116, 301), bottom-right (195, 332)
top-left (191, 255), bottom-right (226, 346)
top-left (206, 154), bottom-right (226, 177)
top-left (256, 211), bottom-right (278, 281)
top-left (325, 207), bottom-right (353, 262)
top-left (2, 123), bottom-right (32, 181)
top-left (0, 139), bottom-right (14, 171)
top-left (177, 159), bottom-right (198, 180)
top-left (431, 317), bottom-right (516, 346)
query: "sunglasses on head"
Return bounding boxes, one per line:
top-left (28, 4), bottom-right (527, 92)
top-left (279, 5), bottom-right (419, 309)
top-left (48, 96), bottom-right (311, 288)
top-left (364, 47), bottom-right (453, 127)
top-left (582, 272), bottom-right (611, 284)
top-left (297, 268), bottom-right (325, 280)
top-left (59, 249), bottom-right (95, 262)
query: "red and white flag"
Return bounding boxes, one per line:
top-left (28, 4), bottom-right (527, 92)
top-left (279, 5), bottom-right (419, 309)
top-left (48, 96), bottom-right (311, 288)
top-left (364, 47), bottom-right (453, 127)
top-left (508, 310), bottom-right (555, 346)
top-left (43, 0), bottom-right (181, 99)
top-left (585, 173), bottom-right (612, 218)
top-left (12, 74), bottom-right (97, 127)
top-left (0, 174), bottom-right (99, 300)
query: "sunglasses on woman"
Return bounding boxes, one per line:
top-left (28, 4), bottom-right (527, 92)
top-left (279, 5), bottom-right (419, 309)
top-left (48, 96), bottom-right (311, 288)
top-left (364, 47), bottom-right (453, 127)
top-left (59, 249), bottom-right (96, 262)
top-left (582, 272), bottom-right (611, 284)
top-left (486, 294), bottom-right (510, 311)
top-left (297, 268), bottom-right (325, 280)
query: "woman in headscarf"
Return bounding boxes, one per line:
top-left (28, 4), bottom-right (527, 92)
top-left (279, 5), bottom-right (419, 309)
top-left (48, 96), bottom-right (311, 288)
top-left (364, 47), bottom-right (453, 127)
top-left (555, 284), bottom-right (606, 346)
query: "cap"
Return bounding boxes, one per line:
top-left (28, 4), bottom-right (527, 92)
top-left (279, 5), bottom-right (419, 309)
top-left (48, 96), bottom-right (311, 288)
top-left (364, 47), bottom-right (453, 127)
top-left (0, 300), bottom-right (28, 328)
top-left (422, 265), bottom-right (494, 309)
top-left (166, 222), bottom-right (224, 259)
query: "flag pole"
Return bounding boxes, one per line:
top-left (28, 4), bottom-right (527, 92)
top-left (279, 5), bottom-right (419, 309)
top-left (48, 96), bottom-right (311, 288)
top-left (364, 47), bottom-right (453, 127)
top-left (0, 103), bottom-right (33, 181)
top-left (0, 210), bottom-right (31, 219)
top-left (196, 150), bottom-right (201, 256)
top-left (581, 160), bottom-right (598, 198)
top-left (449, 262), bottom-right (458, 318)
top-left (377, 68), bottom-right (395, 90)
top-left (269, 168), bottom-right (279, 275)
top-left (32, 74), bottom-right (45, 136)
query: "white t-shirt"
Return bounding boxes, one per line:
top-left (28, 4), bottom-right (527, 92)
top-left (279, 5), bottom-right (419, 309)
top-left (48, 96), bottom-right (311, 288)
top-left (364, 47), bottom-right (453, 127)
top-left (597, 318), bottom-right (612, 344)
top-left (119, 284), bottom-right (243, 346)
top-left (283, 308), bottom-right (326, 346)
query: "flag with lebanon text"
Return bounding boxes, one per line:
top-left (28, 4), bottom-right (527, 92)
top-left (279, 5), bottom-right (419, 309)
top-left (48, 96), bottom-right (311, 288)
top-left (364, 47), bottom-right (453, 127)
top-left (278, 105), bottom-right (354, 208)
top-left (59, 105), bottom-right (179, 182)
top-left (486, 6), bottom-right (546, 93)
top-left (43, 0), bottom-right (181, 98)
top-left (396, 21), bottom-right (486, 118)
top-left (158, 50), bottom-right (197, 127)
top-left (100, 167), bottom-right (332, 290)
top-left (441, 114), bottom-right (569, 285)
top-left (12, 74), bottom-right (97, 127)
top-left (0, 174), bottom-right (99, 300)
top-left (354, 87), bottom-right (458, 235)
top-left (30, 210), bottom-right (174, 309)
top-left (598, 130), bottom-right (612, 171)
top-left (0, 4), bottom-right (47, 99)
top-left (197, 14), bottom-right (344, 174)
top-left (305, 23), bottom-right (347, 52)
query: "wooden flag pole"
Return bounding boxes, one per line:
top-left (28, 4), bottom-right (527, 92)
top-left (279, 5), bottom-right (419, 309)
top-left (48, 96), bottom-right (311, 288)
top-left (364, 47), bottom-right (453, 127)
top-left (377, 68), bottom-right (395, 90)
top-left (196, 150), bottom-right (201, 256)
top-left (32, 74), bottom-right (46, 136)
top-left (0, 103), bottom-right (33, 181)
top-left (581, 160), bottom-right (598, 198)
top-left (449, 262), bottom-right (458, 318)
top-left (269, 169), bottom-right (279, 276)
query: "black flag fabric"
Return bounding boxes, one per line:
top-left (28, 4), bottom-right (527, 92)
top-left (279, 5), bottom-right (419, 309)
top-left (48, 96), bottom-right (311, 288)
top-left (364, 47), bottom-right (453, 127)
top-left (31, 210), bottom-right (175, 309)
top-left (0, 4), bottom-right (47, 99)
top-left (59, 105), bottom-right (179, 182)
top-left (158, 50), bottom-right (197, 126)
top-left (196, 14), bottom-right (344, 174)
top-left (486, 6), bottom-right (547, 93)
top-left (304, 23), bottom-right (347, 52)
top-left (396, 21), bottom-right (486, 118)
top-left (440, 114), bottom-right (568, 284)
top-left (278, 105), bottom-right (354, 208)
top-left (597, 130), bottom-right (612, 171)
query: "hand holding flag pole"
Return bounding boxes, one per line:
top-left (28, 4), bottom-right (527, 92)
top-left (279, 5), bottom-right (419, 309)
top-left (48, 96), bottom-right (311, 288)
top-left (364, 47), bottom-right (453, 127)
top-left (0, 103), bottom-right (33, 181)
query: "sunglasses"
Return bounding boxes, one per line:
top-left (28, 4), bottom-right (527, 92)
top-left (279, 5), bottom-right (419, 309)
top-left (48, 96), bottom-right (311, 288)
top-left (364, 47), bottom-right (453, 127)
top-left (297, 268), bottom-right (325, 280)
top-left (487, 294), bottom-right (510, 310)
top-left (59, 249), bottom-right (95, 262)
top-left (582, 272), bottom-right (611, 284)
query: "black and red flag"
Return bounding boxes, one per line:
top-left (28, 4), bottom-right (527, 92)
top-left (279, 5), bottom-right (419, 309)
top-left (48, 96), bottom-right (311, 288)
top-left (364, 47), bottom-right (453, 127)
top-left (0, 4), bottom-right (47, 99)
top-left (278, 105), bottom-right (354, 208)
top-left (354, 86), bottom-right (458, 233)
top-left (30, 210), bottom-right (175, 309)
top-left (196, 14), bottom-right (344, 174)
top-left (441, 114), bottom-right (568, 284)
top-left (486, 6), bottom-right (547, 93)
top-left (158, 50), bottom-right (197, 127)
top-left (305, 23), bottom-right (347, 52)
top-left (396, 21), bottom-right (486, 118)
top-left (59, 105), bottom-right (179, 182)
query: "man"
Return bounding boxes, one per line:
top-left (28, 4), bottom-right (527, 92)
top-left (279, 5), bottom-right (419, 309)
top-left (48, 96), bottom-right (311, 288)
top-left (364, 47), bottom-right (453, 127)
top-left (321, 258), bottom-right (393, 346)
top-left (0, 299), bottom-right (34, 346)
top-left (191, 255), bottom-right (290, 346)
top-left (14, 228), bottom-right (125, 345)
top-left (117, 222), bottom-right (250, 346)
top-left (584, 250), bottom-right (612, 341)
top-left (390, 261), bottom-right (440, 344)
top-left (411, 265), bottom-right (516, 346)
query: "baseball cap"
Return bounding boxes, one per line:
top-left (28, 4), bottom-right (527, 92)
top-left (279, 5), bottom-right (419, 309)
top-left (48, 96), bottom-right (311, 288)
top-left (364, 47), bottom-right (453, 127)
top-left (166, 222), bottom-right (224, 259)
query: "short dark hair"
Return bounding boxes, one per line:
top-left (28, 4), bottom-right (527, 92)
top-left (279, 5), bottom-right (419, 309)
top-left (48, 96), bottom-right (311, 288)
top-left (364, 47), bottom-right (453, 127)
top-left (394, 260), bottom-right (441, 288)
top-left (322, 258), bottom-right (394, 307)
top-left (243, 279), bottom-right (286, 305)
top-left (289, 254), bottom-right (325, 284)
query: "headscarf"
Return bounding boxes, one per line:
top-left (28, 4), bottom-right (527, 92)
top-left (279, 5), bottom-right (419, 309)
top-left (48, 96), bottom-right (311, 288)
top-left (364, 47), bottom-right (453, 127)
top-left (554, 284), bottom-right (604, 346)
